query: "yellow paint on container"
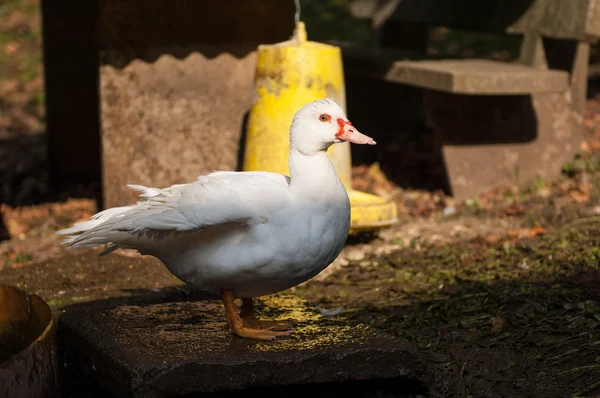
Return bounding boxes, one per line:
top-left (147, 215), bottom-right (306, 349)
top-left (244, 22), bottom-right (397, 234)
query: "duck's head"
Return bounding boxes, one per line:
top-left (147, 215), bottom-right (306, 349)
top-left (289, 98), bottom-right (376, 156)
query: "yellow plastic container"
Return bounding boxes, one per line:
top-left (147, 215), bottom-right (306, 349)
top-left (244, 22), bottom-right (397, 234)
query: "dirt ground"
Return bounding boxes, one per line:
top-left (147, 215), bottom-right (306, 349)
top-left (2, 1), bottom-right (600, 396)
top-left (2, 142), bottom-right (600, 397)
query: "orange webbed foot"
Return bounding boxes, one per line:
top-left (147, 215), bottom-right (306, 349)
top-left (221, 290), bottom-right (294, 340)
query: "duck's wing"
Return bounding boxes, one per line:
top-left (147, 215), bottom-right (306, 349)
top-left (58, 171), bottom-right (292, 249)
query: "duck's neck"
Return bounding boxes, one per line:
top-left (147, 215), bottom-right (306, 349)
top-left (288, 149), bottom-right (346, 198)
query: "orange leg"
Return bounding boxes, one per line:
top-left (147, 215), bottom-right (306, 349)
top-left (241, 298), bottom-right (294, 331)
top-left (221, 289), bottom-right (293, 340)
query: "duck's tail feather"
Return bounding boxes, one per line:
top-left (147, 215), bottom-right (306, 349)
top-left (57, 205), bottom-right (134, 249)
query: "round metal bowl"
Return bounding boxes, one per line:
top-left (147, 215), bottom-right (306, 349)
top-left (0, 285), bottom-right (58, 398)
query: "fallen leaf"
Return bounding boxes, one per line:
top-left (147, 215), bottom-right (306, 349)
top-left (484, 235), bottom-right (502, 244)
top-left (568, 183), bottom-right (591, 203)
top-left (503, 203), bottom-right (526, 216)
top-left (4, 41), bottom-right (20, 55)
top-left (507, 226), bottom-right (547, 239)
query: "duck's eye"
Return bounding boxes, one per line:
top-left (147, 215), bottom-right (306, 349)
top-left (318, 114), bottom-right (331, 122)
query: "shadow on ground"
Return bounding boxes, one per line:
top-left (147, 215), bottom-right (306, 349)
top-left (295, 219), bottom-right (600, 397)
top-left (340, 275), bottom-right (600, 397)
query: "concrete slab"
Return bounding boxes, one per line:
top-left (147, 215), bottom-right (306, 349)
top-left (385, 59), bottom-right (569, 95)
top-left (58, 295), bottom-right (430, 397)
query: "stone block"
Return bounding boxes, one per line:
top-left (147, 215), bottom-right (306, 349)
top-left (58, 295), bottom-right (430, 397)
top-left (386, 59), bottom-right (569, 95)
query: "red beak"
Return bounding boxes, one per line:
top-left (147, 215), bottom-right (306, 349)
top-left (336, 118), bottom-right (376, 145)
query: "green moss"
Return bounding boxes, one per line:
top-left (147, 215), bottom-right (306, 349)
top-left (13, 251), bottom-right (32, 263)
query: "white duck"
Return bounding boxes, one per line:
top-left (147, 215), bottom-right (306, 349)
top-left (57, 98), bottom-right (376, 340)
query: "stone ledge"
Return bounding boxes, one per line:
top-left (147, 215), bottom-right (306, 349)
top-left (58, 295), bottom-right (430, 397)
top-left (385, 59), bottom-right (569, 95)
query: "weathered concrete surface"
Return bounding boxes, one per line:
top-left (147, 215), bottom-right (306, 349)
top-left (507, 0), bottom-right (600, 41)
top-left (100, 52), bottom-right (259, 208)
top-left (43, 0), bottom-right (295, 195)
top-left (424, 90), bottom-right (582, 200)
top-left (386, 59), bottom-right (569, 95)
top-left (98, 0), bottom-right (296, 208)
top-left (58, 295), bottom-right (430, 397)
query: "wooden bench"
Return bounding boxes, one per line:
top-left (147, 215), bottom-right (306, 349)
top-left (343, 0), bottom-right (599, 199)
